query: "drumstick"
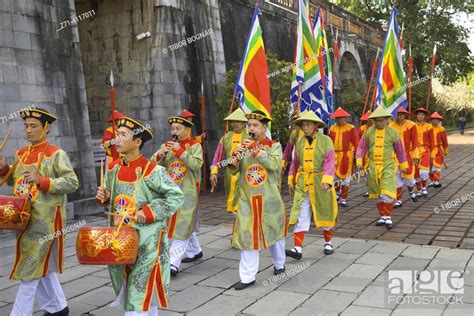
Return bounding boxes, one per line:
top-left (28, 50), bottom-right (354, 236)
top-left (0, 127), bottom-right (12, 153)
top-left (100, 158), bottom-right (105, 203)
top-left (104, 211), bottom-right (134, 220)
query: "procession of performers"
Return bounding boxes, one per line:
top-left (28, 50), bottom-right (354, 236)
top-left (0, 103), bottom-right (450, 315)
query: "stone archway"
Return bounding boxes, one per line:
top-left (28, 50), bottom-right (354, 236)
top-left (336, 51), bottom-right (365, 112)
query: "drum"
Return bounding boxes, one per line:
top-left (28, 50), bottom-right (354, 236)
top-left (0, 195), bottom-right (30, 230)
top-left (76, 226), bottom-right (138, 265)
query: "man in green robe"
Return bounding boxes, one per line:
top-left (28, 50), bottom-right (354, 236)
top-left (210, 108), bottom-right (249, 212)
top-left (287, 111), bottom-right (338, 258)
top-left (0, 108), bottom-right (79, 316)
top-left (228, 110), bottom-right (286, 290)
top-left (96, 116), bottom-right (184, 314)
top-left (356, 107), bottom-right (408, 229)
top-left (152, 113), bottom-right (203, 276)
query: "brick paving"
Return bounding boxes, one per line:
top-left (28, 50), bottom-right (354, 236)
top-left (199, 129), bottom-right (474, 249)
top-left (1, 219), bottom-right (473, 316)
top-left (0, 129), bottom-right (472, 315)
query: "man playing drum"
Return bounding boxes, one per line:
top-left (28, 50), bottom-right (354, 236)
top-left (0, 108), bottom-right (79, 316)
top-left (96, 116), bottom-right (184, 315)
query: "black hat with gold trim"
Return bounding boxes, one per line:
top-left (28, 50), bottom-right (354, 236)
top-left (20, 107), bottom-right (57, 125)
top-left (167, 115), bottom-right (194, 128)
top-left (117, 117), bottom-right (154, 143)
top-left (245, 110), bottom-right (272, 124)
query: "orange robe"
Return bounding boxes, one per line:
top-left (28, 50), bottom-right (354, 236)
top-left (389, 120), bottom-right (419, 179)
top-left (415, 122), bottom-right (434, 172)
top-left (432, 125), bottom-right (448, 168)
top-left (329, 123), bottom-right (359, 179)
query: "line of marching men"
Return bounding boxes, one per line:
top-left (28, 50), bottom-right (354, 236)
top-left (0, 104), bottom-right (448, 315)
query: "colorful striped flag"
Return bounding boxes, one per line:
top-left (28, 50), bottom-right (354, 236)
top-left (313, 7), bottom-right (334, 121)
top-left (290, 0), bottom-right (331, 124)
top-left (235, 5), bottom-right (271, 136)
top-left (374, 7), bottom-right (407, 116)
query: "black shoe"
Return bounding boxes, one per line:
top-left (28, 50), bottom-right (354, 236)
top-left (234, 280), bottom-right (255, 290)
top-left (44, 306), bottom-right (69, 316)
top-left (274, 266), bottom-right (285, 275)
top-left (363, 192), bottom-right (369, 197)
top-left (285, 248), bottom-right (302, 260)
top-left (410, 193), bottom-right (418, 202)
top-left (324, 243), bottom-right (334, 255)
top-left (181, 251), bottom-right (203, 263)
top-left (385, 219), bottom-right (393, 230)
top-left (170, 265), bottom-right (179, 277)
top-left (433, 183), bottom-right (442, 188)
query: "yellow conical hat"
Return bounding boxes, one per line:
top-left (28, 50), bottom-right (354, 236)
top-left (224, 108), bottom-right (248, 122)
top-left (369, 106), bottom-right (392, 119)
top-left (294, 110), bottom-right (326, 127)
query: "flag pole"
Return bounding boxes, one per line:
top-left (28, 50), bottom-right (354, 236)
top-left (361, 49), bottom-right (380, 124)
top-left (201, 83), bottom-right (207, 192)
top-left (407, 44), bottom-right (413, 118)
top-left (109, 70), bottom-right (117, 138)
top-left (425, 44), bottom-right (436, 111)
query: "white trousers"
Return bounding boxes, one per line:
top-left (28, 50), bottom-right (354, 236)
top-left (334, 175), bottom-right (351, 187)
top-left (10, 272), bottom-right (67, 316)
top-left (376, 194), bottom-right (394, 203)
top-left (170, 232), bottom-right (202, 269)
top-left (239, 239), bottom-right (285, 283)
top-left (111, 282), bottom-right (159, 316)
top-left (294, 193), bottom-right (312, 233)
top-left (294, 193), bottom-right (333, 237)
top-left (396, 171), bottom-right (416, 188)
top-left (416, 169), bottom-right (430, 182)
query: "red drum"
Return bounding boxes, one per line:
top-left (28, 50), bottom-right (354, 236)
top-left (76, 226), bottom-right (138, 265)
top-left (0, 195), bottom-right (30, 230)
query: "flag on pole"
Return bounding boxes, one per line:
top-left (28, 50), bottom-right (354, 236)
top-left (374, 7), bottom-right (407, 116)
top-left (313, 7), bottom-right (334, 120)
top-left (235, 5), bottom-right (271, 136)
top-left (290, 0), bottom-right (330, 124)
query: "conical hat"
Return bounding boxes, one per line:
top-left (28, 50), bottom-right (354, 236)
top-left (331, 107), bottom-right (351, 118)
top-left (369, 106), bottom-right (392, 119)
top-left (430, 112), bottom-right (444, 120)
top-left (396, 107), bottom-right (409, 114)
top-left (413, 107), bottom-right (430, 115)
top-left (224, 108), bottom-right (248, 122)
top-left (294, 110), bottom-right (326, 127)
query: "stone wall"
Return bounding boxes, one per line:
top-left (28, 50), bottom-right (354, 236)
top-left (0, 0), bottom-right (95, 219)
top-left (76, 0), bottom-right (226, 163)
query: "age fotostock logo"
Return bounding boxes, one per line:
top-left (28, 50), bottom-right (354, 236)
top-left (387, 269), bottom-right (465, 306)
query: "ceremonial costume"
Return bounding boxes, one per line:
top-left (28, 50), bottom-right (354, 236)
top-left (429, 112), bottom-right (448, 188)
top-left (0, 109), bottom-right (79, 316)
top-left (229, 111), bottom-right (286, 289)
top-left (210, 109), bottom-right (249, 212)
top-left (152, 114), bottom-right (203, 274)
top-left (329, 107), bottom-right (359, 206)
top-left (100, 117), bottom-right (184, 315)
top-left (356, 107), bottom-right (408, 229)
top-left (413, 108), bottom-right (434, 197)
top-left (389, 108), bottom-right (420, 207)
top-left (287, 111), bottom-right (338, 257)
top-left (102, 111), bottom-right (126, 163)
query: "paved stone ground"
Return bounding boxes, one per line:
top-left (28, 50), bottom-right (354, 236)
top-left (0, 130), bottom-right (473, 315)
top-left (0, 218), bottom-right (473, 315)
top-left (200, 129), bottom-right (474, 249)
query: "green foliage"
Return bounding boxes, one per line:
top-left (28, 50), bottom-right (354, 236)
top-left (331, 0), bottom-right (474, 84)
top-left (339, 81), bottom-right (366, 119)
top-left (215, 51), bottom-right (293, 143)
